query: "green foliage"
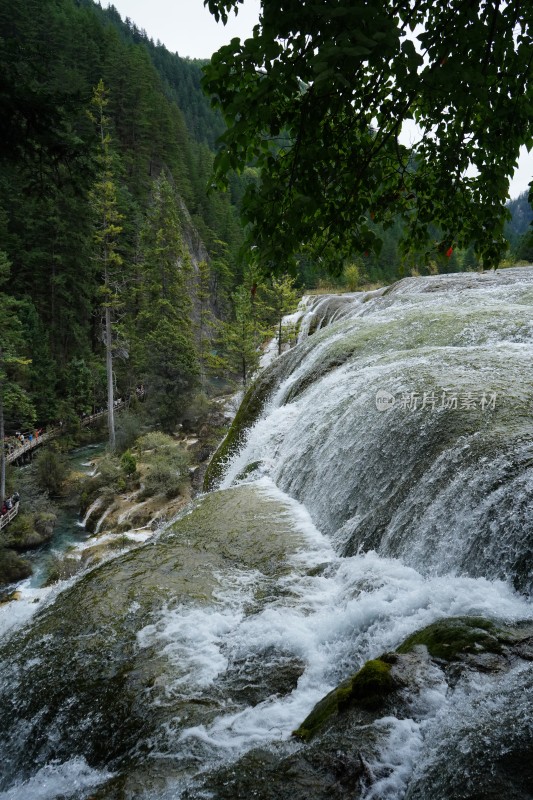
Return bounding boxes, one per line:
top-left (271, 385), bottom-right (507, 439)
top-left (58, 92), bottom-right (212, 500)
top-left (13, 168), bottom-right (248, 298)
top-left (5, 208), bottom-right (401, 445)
top-left (141, 454), bottom-right (188, 499)
top-left (136, 431), bottom-right (176, 456)
top-left (136, 433), bottom-right (189, 498)
top-left (0, 549), bottom-right (32, 586)
top-left (261, 274), bottom-right (299, 355)
top-left (204, 0), bottom-right (533, 269)
top-left (89, 79), bottom-right (125, 451)
top-left (130, 173), bottom-right (200, 431)
top-left (115, 411), bottom-right (145, 454)
top-left (0, 0), bottom-right (246, 440)
top-left (142, 320), bottom-right (200, 432)
top-left (120, 450), bottom-right (137, 476)
top-left (197, 260), bottom-right (220, 385)
top-left (85, 454), bottom-right (124, 500)
top-left (35, 449), bottom-right (69, 496)
top-left (64, 358), bottom-right (94, 416)
top-left (221, 285), bottom-right (264, 385)
top-left (0, 254), bottom-right (34, 424)
top-left (515, 233), bottom-right (533, 264)
top-left (343, 264), bottom-right (361, 291)
top-left (461, 245), bottom-right (481, 272)
top-left (0, 251), bottom-right (36, 500)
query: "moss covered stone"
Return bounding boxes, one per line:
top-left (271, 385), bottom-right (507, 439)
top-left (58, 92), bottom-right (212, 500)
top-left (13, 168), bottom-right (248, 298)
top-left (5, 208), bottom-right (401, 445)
top-left (235, 461), bottom-right (262, 481)
top-left (0, 483), bottom-right (310, 777)
top-left (0, 548), bottom-right (32, 586)
top-left (2, 512), bottom-right (55, 551)
top-left (203, 368), bottom-right (280, 491)
top-left (396, 616), bottom-right (503, 661)
top-left (292, 658), bottom-right (394, 742)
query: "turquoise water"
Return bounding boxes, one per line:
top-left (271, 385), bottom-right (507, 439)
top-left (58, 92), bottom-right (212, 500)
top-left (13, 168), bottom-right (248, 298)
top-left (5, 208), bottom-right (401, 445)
top-left (25, 442), bottom-right (106, 588)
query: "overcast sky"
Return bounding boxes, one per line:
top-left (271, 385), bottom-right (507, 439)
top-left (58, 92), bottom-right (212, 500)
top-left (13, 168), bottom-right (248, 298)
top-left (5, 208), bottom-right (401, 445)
top-left (104, 0), bottom-right (531, 199)
top-left (104, 0), bottom-right (260, 59)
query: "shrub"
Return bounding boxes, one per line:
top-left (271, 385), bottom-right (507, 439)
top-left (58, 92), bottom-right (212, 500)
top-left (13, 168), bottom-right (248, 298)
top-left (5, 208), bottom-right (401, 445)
top-left (180, 392), bottom-right (211, 430)
top-left (35, 449), bottom-right (68, 496)
top-left (142, 452), bottom-right (189, 499)
top-left (343, 263), bottom-right (360, 291)
top-left (136, 431), bottom-right (176, 459)
top-left (120, 450), bottom-right (137, 477)
top-left (0, 549), bottom-right (32, 585)
top-left (95, 455), bottom-right (121, 485)
top-left (115, 411), bottom-right (145, 454)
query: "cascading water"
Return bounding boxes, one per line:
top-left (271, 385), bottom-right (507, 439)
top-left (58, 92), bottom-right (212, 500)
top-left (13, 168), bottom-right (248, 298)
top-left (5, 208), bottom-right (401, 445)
top-left (0, 269), bottom-right (533, 800)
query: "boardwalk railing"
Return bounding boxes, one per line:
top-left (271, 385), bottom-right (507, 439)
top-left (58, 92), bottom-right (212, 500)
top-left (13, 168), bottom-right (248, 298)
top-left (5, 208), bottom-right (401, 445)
top-left (2, 399), bottom-right (131, 532)
top-left (80, 401), bottom-right (125, 427)
top-left (6, 431), bottom-right (53, 465)
top-left (0, 502), bottom-right (19, 532)
top-left (5, 401), bottom-right (127, 466)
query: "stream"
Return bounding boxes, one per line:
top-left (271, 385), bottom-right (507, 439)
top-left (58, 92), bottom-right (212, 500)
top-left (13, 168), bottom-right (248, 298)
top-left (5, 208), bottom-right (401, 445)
top-left (25, 443), bottom-right (106, 587)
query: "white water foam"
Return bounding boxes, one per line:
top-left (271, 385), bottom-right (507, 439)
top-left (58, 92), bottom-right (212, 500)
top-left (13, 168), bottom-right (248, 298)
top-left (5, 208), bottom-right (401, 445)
top-left (0, 579), bottom-right (75, 644)
top-left (136, 568), bottom-right (262, 694)
top-left (178, 554), bottom-right (531, 755)
top-left (0, 757), bottom-right (113, 800)
top-left (133, 481), bottom-right (532, 764)
top-left (79, 496), bottom-right (103, 528)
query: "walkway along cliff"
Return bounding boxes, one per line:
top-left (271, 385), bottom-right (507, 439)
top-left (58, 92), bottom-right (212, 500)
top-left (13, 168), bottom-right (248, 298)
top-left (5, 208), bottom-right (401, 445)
top-left (5, 401), bottom-right (127, 467)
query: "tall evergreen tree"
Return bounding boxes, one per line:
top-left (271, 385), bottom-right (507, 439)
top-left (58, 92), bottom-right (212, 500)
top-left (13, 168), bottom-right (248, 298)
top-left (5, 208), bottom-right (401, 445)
top-left (222, 285), bottom-right (265, 386)
top-left (261, 275), bottom-right (299, 355)
top-left (88, 79), bottom-right (124, 451)
top-left (134, 172), bottom-right (199, 430)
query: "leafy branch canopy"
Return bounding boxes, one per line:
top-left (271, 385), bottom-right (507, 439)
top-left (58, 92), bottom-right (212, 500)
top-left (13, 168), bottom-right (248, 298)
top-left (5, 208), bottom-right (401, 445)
top-left (203, 0), bottom-right (533, 269)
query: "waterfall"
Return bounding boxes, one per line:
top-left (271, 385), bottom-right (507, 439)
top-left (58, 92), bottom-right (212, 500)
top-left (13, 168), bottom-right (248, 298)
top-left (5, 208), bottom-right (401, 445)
top-left (221, 268), bottom-right (533, 592)
top-left (78, 496), bottom-right (103, 529)
top-left (0, 268), bottom-right (532, 800)
top-left (94, 504), bottom-right (115, 535)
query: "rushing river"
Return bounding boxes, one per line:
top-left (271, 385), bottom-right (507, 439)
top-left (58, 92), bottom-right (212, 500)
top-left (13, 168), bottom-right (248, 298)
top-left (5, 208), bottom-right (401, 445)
top-left (0, 269), bottom-right (533, 799)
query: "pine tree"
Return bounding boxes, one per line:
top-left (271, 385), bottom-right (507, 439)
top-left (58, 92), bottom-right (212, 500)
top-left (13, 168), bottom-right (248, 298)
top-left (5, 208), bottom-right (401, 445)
top-left (196, 259), bottom-right (219, 387)
top-left (134, 172), bottom-right (199, 429)
top-left (261, 274), bottom-right (299, 356)
top-left (222, 285), bottom-right (264, 386)
top-left (88, 79), bottom-right (124, 451)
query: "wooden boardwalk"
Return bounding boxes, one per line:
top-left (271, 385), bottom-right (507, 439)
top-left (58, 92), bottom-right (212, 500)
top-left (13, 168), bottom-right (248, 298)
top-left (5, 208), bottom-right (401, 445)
top-left (6, 432), bottom-right (53, 465)
top-left (0, 502), bottom-right (19, 532)
top-left (5, 401), bottom-right (126, 466)
top-left (1, 400), bottom-right (128, 534)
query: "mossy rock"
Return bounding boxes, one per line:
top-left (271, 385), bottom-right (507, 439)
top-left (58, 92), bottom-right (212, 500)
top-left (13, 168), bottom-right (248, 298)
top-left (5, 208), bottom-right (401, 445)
top-left (0, 590), bottom-right (23, 606)
top-left (396, 616), bottom-right (503, 661)
top-left (235, 461), bottom-right (262, 481)
top-left (292, 657), bottom-right (394, 742)
top-left (33, 512), bottom-right (57, 538)
top-left (43, 555), bottom-right (81, 586)
top-left (203, 369), bottom-right (280, 490)
top-left (0, 548), bottom-right (32, 586)
top-left (3, 512), bottom-right (34, 540)
top-left (2, 512), bottom-right (55, 551)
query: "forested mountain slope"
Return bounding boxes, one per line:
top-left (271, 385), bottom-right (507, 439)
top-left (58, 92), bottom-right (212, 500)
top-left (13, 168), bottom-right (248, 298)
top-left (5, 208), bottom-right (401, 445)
top-left (0, 0), bottom-right (244, 433)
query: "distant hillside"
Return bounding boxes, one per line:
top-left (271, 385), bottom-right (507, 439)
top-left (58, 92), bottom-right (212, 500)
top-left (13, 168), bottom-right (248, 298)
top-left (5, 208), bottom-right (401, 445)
top-left (506, 191), bottom-right (533, 243)
top-left (89, 2), bottom-right (225, 149)
top-left (0, 0), bottom-right (244, 431)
